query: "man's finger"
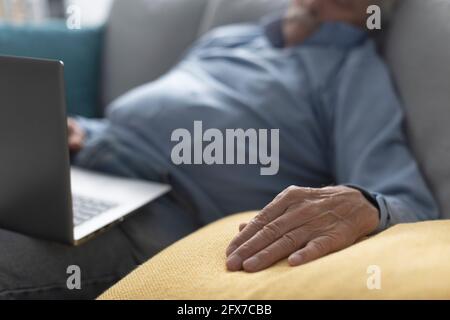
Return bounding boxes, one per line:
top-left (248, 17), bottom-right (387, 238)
top-left (226, 204), bottom-right (317, 268)
top-left (69, 134), bottom-right (84, 151)
top-left (240, 228), bottom-right (311, 273)
top-left (226, 202), bottom-right (287, 257)
top-left (288, 236), bottom-right (336, 267)
top-left (226, 186), bottom-right (305, 257)
top-left (67, 119), bottom-right (85, 151)
top-left (239, 223), bottom-right (247, 232)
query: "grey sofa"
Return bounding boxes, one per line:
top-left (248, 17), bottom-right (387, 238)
top-left (99, 0), bottom-right (450, 220)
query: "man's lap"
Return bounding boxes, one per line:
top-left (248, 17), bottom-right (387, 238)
top-left (0, 222), bottom-right (135, 299)
top-left (0, 196), bottom-right (199, 300)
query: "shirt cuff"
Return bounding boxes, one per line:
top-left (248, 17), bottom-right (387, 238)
top-left (345, 184), bottom-right (390, 234)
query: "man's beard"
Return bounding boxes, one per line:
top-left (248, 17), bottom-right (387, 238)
top-left (284, 4), bottom-right (319, 27)
top-left (282, 4), bottom-right (322, 47)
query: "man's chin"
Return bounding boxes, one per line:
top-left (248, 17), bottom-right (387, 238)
top-left (284, 6), bottom-right (319, 26)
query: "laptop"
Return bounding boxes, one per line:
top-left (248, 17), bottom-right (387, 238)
top-left (0, 55), bottom-right (171, 245)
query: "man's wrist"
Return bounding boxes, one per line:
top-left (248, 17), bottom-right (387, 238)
top-left (349, 185), bottom-right (380, 211)
top-left (345, 185), bottom-right (381, 235)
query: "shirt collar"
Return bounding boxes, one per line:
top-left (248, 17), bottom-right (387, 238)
top-left (262, 14), bottom-right (368, 49)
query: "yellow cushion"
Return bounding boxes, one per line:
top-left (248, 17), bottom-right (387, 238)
top-left (99, 212), bottom-right (450, 300)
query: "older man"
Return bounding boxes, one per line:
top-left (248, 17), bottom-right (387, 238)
top-left (0, 0), bottom-right (438, 299)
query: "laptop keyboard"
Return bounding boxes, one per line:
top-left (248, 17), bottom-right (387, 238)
top-left (73, 195), bottom-right (118, 226)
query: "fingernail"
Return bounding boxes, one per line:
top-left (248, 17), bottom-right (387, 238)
top-left (226, 254), bottom-right (242, 271)
top-left (288, 254), bottom-right (303, 266)
top-left (226, 245), bottom-right (238, 257)
top-left (243, 257), bottom-right (261, 272)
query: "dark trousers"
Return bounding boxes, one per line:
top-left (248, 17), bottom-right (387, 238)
top-left (0, 196), bottom-right (200, 299)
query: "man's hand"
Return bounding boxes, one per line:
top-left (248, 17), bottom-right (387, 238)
top-left (67, 118), bottom-right (86, 153)
top-left (226, 186), bottom-right (379, 272)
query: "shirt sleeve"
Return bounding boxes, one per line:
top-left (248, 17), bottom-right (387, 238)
top-left (329, 41), bottom-right (439, 233)
top-left (75, 117), bottom-right (109, 143)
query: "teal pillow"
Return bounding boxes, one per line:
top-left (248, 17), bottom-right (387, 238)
top-left (0, 21), bottom-right (104, 118)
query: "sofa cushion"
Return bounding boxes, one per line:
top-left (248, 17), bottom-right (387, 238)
top-left (198, 0), bottom-right (289, 35)
top-left (385, 0), bottom-right (450, 219)
top-left (0, 21), bottom-right (103, 117)
top-left (99, 211), bottom-right (450, 299)
top-left (102, 0), bottom-right (209, 105)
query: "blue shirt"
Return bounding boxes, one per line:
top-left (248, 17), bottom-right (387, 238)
top-left (76, 19), bottom-right (439, 232)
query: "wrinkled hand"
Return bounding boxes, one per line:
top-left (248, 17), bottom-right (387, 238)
top-left (226, 186), bottom-right (379, 272)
